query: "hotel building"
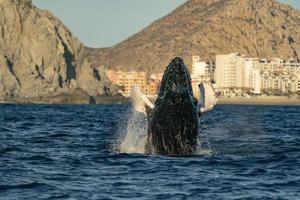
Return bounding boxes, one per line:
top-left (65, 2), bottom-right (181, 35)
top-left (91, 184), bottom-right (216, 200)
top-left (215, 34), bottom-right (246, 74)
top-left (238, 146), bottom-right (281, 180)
top-left (215, 53), bottom-right (244, 89)
top-left (106, 54), bottom-right (300, 98)
top-left (215, 53), bottom-right (300, 95)
top-left (106, 70), bottom-right (147, 97)
top-left (106, 70), bottom-right (162, 97)
top-left (191, 56), bottom-right (215, 97)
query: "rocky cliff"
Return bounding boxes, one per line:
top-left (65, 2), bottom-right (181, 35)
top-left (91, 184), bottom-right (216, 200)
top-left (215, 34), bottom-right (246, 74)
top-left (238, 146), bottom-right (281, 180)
top-left (0, 0), bottom-right (120, 103)
top-left (86, 0), bottom-right (300, 72)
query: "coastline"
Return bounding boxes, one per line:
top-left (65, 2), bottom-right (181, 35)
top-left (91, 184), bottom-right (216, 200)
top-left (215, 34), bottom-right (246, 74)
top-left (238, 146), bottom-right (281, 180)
top-left (0, 94), bottom-right (128, 105)
top-left (218, 96), bottom-right (300, 105)
top-left (1, 95), bottom-right (300, 106)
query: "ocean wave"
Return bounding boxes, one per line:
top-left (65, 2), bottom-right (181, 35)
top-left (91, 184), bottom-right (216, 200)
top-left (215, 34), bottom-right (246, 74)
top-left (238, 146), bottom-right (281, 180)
top-left (0, 182), bottom-right (49, 192)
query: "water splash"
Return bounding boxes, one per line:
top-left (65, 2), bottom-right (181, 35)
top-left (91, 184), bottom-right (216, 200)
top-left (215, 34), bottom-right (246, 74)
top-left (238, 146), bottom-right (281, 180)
top-left (116, 108), bottom-right (148, 154)
top-left (196, 115), bottom-right (213, 155)
top-left (115, 105), bottom-right (213, 155)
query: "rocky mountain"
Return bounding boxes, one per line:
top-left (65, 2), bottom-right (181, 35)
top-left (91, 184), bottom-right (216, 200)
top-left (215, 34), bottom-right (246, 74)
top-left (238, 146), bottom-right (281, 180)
top-left (86, 0), bottom-right (300, 72)
top-left (0, 0), bottom-right (121, 103)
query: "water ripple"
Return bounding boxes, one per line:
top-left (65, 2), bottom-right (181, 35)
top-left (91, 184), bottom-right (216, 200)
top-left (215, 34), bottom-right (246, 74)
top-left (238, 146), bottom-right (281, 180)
top-left (0, 104), bottom-right (299, 199)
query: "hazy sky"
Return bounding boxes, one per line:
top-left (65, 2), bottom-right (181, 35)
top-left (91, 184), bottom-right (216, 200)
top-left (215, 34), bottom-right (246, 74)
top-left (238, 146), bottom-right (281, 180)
top-left (32, 0), bottom-right (300, 48)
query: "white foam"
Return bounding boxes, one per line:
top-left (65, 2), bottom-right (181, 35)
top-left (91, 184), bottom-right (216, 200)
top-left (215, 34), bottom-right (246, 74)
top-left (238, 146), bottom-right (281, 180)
top-left (117, 109), bottom-right (148, 154)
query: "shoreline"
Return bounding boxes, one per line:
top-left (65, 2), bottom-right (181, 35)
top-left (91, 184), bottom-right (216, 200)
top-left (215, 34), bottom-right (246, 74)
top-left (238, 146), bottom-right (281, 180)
top-left (1, 96), bottom-right (300, 106)
top-left (0, 95), bottom-right (128, 105)
top-left (218, 96), bottom-right (300, 105)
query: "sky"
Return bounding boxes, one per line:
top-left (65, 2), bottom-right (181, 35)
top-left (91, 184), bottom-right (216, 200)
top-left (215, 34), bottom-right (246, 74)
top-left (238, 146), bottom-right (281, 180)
top-left (32, 0), bottom-right (300, 48)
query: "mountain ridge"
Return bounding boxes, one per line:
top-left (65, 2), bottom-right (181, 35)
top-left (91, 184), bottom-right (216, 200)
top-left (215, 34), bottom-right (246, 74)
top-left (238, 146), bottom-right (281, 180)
top-left (86, 0), bottom-right (300, 72)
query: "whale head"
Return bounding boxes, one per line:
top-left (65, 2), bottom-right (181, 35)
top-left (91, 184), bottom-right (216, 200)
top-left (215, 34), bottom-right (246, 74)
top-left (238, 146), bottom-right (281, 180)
top-left (156, 57), bottom-right (196, 107)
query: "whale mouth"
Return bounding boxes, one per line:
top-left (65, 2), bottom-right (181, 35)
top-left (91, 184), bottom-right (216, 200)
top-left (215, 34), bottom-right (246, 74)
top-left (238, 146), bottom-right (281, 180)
top-left (157, 57), bottom-right (194, 101)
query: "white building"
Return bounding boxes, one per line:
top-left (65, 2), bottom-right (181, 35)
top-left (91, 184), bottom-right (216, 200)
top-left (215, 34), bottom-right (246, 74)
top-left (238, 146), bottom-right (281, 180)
top-left (215, 54), bottom-right (263, 94)
top-left (262, 73), bottom-right (283, 94)
top-left (243, 58), bottom-right (259, 87)
top-left (215, 53), bottom-right (244, 89)
top-left (259, 59), bottom-right (300, 94)
top-left (298, 76), bottom-right (300, 93)
top-left (250, 69), bottom-right (262, 94)
top-left (192, 56), bottom-right (206, 76)
top-left (191, 56), bottom-right (216, 97)
top-left (202, 53), bottom-right (300, 96)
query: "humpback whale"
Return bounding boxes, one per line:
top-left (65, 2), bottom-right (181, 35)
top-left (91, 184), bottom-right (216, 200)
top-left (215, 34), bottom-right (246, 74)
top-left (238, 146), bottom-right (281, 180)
top-left (131, 57), bottom-right (216, 156)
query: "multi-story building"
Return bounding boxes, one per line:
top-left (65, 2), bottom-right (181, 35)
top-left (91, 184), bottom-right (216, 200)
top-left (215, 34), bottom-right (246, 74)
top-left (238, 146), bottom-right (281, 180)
top-left (106, 70), bottom-right (162, 97)
top-left (215, 53), bottom-right (300, 95)
top-left (192, 56), bottom-right (206, 76)
top-left (298, 75), bottom-right (300, 93)
top-left (191, 56), bottom-right (215, 97)
top-left (261, 72), bottom-right (280, 93)
top-left (259, 58), bottom-right (300, 94)
top-left (250, 69), bottom-right (262, 94)
top-left (106, 54), bottom-right (300, 98)
top-left (145, 79), bottom-right (157, 96)
top-left (243, 58), bottom-right (259, 88)
top-left (192, 56), bottom-right (216, 80)
top-left (106, 70), bottom-right (147, 97)
top-left (215, 53), bottom-right (244, 89)
top-left (206, 61), bottom-right (216, 81)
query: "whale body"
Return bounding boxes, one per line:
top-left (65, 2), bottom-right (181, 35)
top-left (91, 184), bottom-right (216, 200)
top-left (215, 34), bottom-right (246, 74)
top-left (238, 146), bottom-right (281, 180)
top-left (144, 57), bottom-right (199, 155)
top-left (129, 57), bottom-right (217, 155)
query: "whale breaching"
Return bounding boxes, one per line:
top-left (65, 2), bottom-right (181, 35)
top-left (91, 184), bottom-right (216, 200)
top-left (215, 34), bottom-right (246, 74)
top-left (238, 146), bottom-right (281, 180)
top-left (130, 57), bottom-right (217, 156)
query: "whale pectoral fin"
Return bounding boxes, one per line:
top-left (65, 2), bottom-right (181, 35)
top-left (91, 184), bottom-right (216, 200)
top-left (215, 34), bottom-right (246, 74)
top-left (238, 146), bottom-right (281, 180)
top-left (197, 82), bottom-right (218, 114)
top-left (130, 85), bottom-right (154, 114)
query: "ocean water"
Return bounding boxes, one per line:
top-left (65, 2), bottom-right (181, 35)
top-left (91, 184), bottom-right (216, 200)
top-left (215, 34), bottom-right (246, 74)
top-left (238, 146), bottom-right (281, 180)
top-left (0, 104), bottom-right (299, 200)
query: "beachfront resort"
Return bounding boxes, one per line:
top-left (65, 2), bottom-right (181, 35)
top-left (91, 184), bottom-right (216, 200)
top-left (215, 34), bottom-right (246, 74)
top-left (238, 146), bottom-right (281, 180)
top-left (106, 53), bottom-right (300, 98)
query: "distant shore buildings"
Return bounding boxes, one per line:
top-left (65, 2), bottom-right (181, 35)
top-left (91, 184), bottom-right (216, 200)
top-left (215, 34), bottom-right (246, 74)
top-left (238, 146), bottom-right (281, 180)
top-left (106, 70), bottom-right (163, 97)
top-left (106, 53), bottom-right (300, 97)
top-left (190, 56), bottom-right (215, 97)
top-left (215, 53), bottom-right (300, 97)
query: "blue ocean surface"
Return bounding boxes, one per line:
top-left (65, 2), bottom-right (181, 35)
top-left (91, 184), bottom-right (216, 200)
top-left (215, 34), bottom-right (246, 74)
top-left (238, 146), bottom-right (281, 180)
top-left (0, 104), bottom-right (299, 200)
